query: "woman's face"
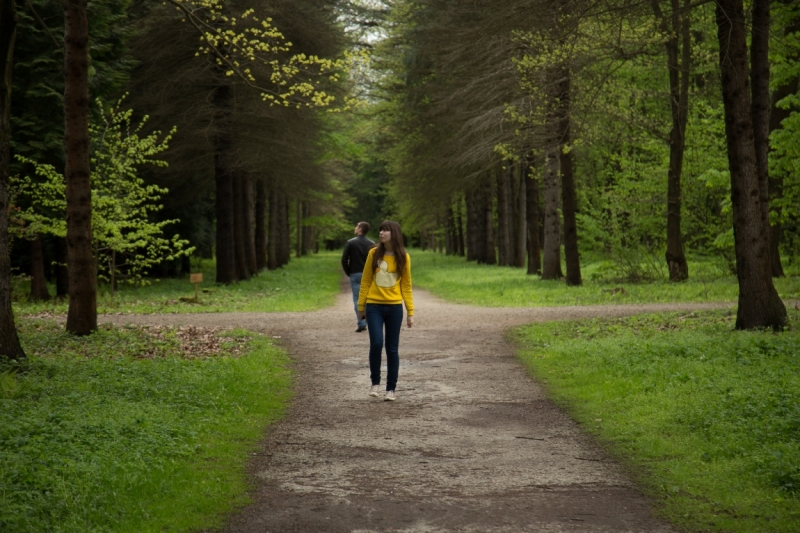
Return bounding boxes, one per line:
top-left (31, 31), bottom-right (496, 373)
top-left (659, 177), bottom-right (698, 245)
top-left (379, 228), bottom-right (392, 244)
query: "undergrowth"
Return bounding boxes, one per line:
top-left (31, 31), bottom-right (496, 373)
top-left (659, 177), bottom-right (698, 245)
top-left (515, 310), bottom-right (800, 532)
top-left (0, 319), bottom-right (292, 533)
top-left (12, 252), bottom-right (342, 316)
top-left (410, 249), bottom-right (800, 307)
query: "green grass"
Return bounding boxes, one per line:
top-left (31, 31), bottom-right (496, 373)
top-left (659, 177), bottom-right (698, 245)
top-left (515, 310), bottom-right (800, 532)
top-left (411, 250), bottom-right (800, 307)
top-left (0, 320), bottom-right (292, 533)
top-left (12, 252), bottom-right (343, 316)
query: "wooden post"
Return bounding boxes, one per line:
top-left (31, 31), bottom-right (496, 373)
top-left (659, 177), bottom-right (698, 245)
top-left (190, 273), bottom-right (203, 300)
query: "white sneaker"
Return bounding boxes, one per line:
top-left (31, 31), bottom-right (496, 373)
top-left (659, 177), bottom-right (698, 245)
top-left (384, 390), bottom-right (396, 401)
top-left (369, 385), bottom-right (380, 397)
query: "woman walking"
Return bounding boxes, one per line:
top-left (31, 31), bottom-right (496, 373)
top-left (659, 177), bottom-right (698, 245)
top-left (358, 220), bottom-right (414, 401)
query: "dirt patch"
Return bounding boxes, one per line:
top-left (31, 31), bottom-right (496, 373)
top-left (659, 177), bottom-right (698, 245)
top-left (101, 283), bottom-right (733, 532)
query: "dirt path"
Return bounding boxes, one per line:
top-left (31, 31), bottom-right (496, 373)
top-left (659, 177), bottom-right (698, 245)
top-left (102, 284), bottom-right (732, 532)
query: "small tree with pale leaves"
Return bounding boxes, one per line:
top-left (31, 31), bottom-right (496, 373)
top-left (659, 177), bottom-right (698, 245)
top-left (11, 98), bottom-right (194, 292)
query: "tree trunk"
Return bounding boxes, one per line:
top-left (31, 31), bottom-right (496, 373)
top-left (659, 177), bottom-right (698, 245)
top-left (243, 177), bottom-right (257, 274)
top-left (558, 73), bottom-right (582, 286)
top-left (213, 85), bottom-right (236, 284)
top-left (496, 166), bottom-right (511, 266)
top-left (300, 202), bottom-right (312, 255)
top-left (455, 196), bottom-right (465, 256)
top-left (766, 2), bottom-right (799, 278)
top-left (29, 235), bottom-right (50, 301)
top-left (542, 142), bottom-right (562, 279)
top-left (714, 0), bottom-right (787, 330)
top-left (483, 177), bottom-right (496, 265)
top-left (0, 0), bottom-right (25, 360)
top-left (653, 0), bottom-right (691, 281)
top-left (255, 179), bottom-right (267, 271)
top-left (516, 164), bottom-right (527, 268)
top-left (232, 174), bottom-right (249, 281)
top-left (64, 0), bottom-right (96, 335)
top-left (295, 199), bottom-right (302, 258)
top-left (56, 237), bottom-right (68, 297)
top-left (526, 157), bottom-right (542, 275)
top-left (267, 184), bottom-right (278, 270)
top-left (445, 205), bottom-right (455, 255)
top-left (279, 191), bottom-right (290, 266)
top-left (465, 188), bottom-right (480, 261)
top-left (751, 0), bottom-right (771, 247)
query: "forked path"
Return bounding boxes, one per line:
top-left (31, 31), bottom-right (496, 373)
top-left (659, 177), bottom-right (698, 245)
top-left (104, 284), bottom-right (730, 532)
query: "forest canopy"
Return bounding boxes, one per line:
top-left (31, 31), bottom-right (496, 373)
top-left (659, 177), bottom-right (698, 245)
top-left (1, 0), bottom-right (798, 353)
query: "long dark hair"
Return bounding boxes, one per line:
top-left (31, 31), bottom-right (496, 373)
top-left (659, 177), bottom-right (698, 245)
top-left (372, 220), bottom-right (407, 274)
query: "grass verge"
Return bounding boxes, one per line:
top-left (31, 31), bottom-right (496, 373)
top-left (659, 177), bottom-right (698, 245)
top-left (515, 310), bottom-right (800, 532)
top-left (13, 252), bottom-right (343, 316)
top-left (411, 250), bottom-right (800, 307)
top-left (0, 319), bottom-right (292, 533)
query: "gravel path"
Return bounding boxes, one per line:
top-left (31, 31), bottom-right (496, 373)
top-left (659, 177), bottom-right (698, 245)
top-left (102, 282), bottom-right (732, 532)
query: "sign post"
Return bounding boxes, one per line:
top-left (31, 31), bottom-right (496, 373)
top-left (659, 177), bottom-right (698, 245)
top-left (190, 273), bottom-right (203, 300)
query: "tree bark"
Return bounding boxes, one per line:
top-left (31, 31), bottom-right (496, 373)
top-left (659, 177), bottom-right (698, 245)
top-left (496, 166), bottom-right (511, 266)
top-left (465, 188), bottom-right (477, 261)
top-left (557, 73), bottom-right (581, 286)
top-left (267, 184), bottom-right (278, 270)
top-left (64, 0), bottom-right (96, 335)
top-left (526, 157), bottom-right (542, 275)
top-left (302, 201), bottom-right (312, 255)
top-left (483, 177), bottom-right (496, 265)
top-left (232, 174), bottom-right (249, 281)
top-left (243, 177), bottom-right (257, 274)
top-left (0, 0), bottom-right (25, 360)
top-left (213, 84), bottom-right (236, 284)
top-left (751, 0), bottom-right (771, 245)
top-left (29, 235), bottom-right (50, 301)
top-left (295, 199), bottom-right (302, 258)
top-left (653, 0), bottom-right (691, 281)
top-left (283, 193), bottom-right (291, 264)
top-left (255, 179), bottom-right (267, 271)
top-left (542, 142), bottom-right (562, 279)
top-left (455, 196), bottom-right (465, 256)
top-left (516, 163), bottom-right (527, 268)
top-left (445, 204), bottom-right (455, 255)
top-left (714, 0), bottom-right (787, 329)
top-left (56, 237), bottom-right (68, 297)
top-left (278, 190), bottom-right (290, 266)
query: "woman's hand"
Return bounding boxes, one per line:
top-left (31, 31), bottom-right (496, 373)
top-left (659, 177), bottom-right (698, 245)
top-left (359, 311), bottom-right (366, 321)
top-left (407, 315), bottom-right (414, 328)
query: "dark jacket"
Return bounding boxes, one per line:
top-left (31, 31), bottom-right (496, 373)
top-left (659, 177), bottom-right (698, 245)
top-left (341, 235), bottom-right (375, 276)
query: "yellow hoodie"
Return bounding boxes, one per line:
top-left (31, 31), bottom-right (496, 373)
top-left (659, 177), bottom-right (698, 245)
top-left (358, 248), bottom-right (414, 315)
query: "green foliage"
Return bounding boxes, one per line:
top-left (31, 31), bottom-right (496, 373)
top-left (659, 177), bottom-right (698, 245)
top-left (0, 320), bottom-right (292, 533)
top-left (571, 3), bottom-right (738, 277)
top-left (371, 0), bottom-right (800, 276)
top-left (168, 0), bottom-right (358, 109)
top-left (516, 311), bottom-right (800, 532)
top-left (410, 249), bottom-right (800, 307)
top-left (326, 112), bottom-right (391, 240)
top-left (766, 0), bottom-right (800, 262)
top-left (11, 98), bottom-right (193, 287)
top-left (12, 251), bottom-right (342, 315)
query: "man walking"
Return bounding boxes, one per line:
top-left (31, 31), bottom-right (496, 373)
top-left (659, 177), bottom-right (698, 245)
top-left (342, 222), bottom-right (374, 332)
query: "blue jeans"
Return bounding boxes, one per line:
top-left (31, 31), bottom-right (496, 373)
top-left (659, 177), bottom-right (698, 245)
top-left (365, 303), bottom-right (403, 391)
top-left (349, 273), bottom-right (366, 328)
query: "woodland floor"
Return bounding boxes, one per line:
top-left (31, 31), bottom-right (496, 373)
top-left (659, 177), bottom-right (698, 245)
top-left (101, 280), bottom-right (733, 533)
